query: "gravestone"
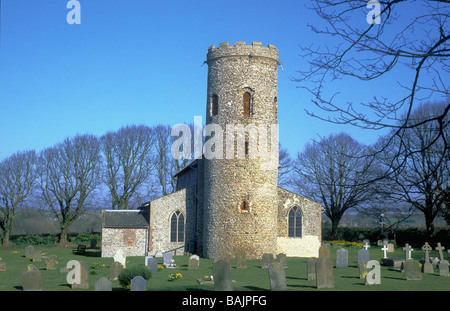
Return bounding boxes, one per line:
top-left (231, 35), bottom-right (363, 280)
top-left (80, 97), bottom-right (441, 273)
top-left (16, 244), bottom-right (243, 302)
top-left (276, 253), bottom-right (287, 268)
top-left (261, 253), bottom-right (274, 268)
top-left (95, 277), bottom-right (112, 291)
top-left (404, 259), bottom-right (422, 281)
top-left (319, 243), bottom-right (330, 258)
top-left (387, 243), bottom-right (395, 253)
top-left (357, 249), bottom-right (370, 266)
top-left (268, 262), bottom-right (287, 291)
top-left (315, 257), bottom-right (334, 289)
top-left (212, 260), bottom-right (233, 291)
top-left (130, 275), bottom-right (146, 291)
top-left (72, 261), bottom-right (89, 288)
top-left (25, 245), bottom-right (34, 259)
top-left (421, 242), bottom-right (434, 274)
top-left (45, 256), bottom-right (57, 270)
top-left (235, 250), bottom-right (247, 269)
top-left (363, 241), bottom-right (371, 250)
top-left (109, 261), bottom-right (124, 281)
top-left (22, 264), bottom-right (42, 291)
top-left (307, 258), bottom-right (317, 280)
top-left (365, 260), bottom-right (381, 285)
top-left (435, 243), bottom-right (446, 261)
top-left (403, 244), bottom-right (413, 260)
top-left (0, 263), bottom-right (5, 271)
top-left (113, 249), bottom-right (126, 268)
top-left (381, 244), bottom-right (388, 259)
top-left (32, 250), bottom-right (42, 263)
top-left (146, 257), bottom-right (158, 272)
top-left (438, 260), bottom-right (449, 277)
top-left (188, 255), bottom-right (200, 270)
top-left (164, 252), bottom-right (175, 268)
top-left (336, 248), bottom-right (348, 268)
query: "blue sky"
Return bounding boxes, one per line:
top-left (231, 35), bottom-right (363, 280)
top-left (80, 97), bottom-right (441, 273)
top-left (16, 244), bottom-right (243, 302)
top-left (0, 0), bottom-right (446, 161)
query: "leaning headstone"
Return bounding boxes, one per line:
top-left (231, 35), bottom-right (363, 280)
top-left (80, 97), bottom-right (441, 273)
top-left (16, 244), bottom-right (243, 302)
top-left (315, 257), bottom-right (334, 289)
top-left (438, 260), bottom-right (449, 277)
top-left (276, 253), bottom-right (288, 268)
top-left (95, 277), bottom-right (112, 291)
top-left (404, 259), bottom-right (422, 281)
top-left (45, 256), bottom-right (57, 270)
top-left (268, 262), bottom-right (287, 291)
top-left (113, 248), bottom-right (126, 268)
top-left (109, 261), bottom-right (124, 281)
top-left (357, 249), bottom-right (370, 266)
top-left (421, 242), bottom-right (434, 274)
top-left (365, 260), bottom-right (381, 285)
top-left (188, 255), bottom-right (200, 270)
top-left (130, 275), bottom-right (146, 291)
top-left (235, 250), bottom-right (247, 269)
top-left (212, 260), bottom-right (233, 291)
top-left (146, 257), bottom-right (158, 272)
top-left (261, 253), bottom-right (274, 268)
top-left (336, 248), bottom-right (348, 268)
top-left (72, 261), bottom-right (89, 289)
top-left (32, 250), bottom-right (42, 263)
top-left (22, 264), bottom-right (42, 291)
top-left (307, 258), bottom-right (317, 280)
top-left (25, 245), bottom-right (34, 259)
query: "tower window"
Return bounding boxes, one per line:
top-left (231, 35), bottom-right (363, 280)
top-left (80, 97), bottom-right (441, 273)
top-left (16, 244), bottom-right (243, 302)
top-left (243, 92), bottom-right (251, 117)
top-left (240, 199), bottom-right (250, 212)
top-left (288, 206), bottom-right (302, 238)
top-left (212, 94), bottom-right (219, 116)
top-left (170, 211), bottom-right (185, 242)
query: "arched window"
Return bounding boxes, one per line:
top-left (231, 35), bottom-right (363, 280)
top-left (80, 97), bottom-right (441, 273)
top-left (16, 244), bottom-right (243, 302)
top-left (170, 211), bottom-right (185, 242)
top-left (243, 92), bottom-right (251, 117)
top-left (288, 206), bottom-right (302, 238)
top-left (212, 94), bottom-right (219, 116)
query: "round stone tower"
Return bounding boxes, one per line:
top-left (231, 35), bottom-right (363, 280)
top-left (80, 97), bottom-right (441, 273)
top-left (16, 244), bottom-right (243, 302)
top-left (202, 41), bottom-right (280, 259)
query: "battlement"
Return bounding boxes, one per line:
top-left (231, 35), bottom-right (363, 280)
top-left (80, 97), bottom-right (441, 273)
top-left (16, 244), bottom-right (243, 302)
top-left (206, 41), bottom-right (279, 63)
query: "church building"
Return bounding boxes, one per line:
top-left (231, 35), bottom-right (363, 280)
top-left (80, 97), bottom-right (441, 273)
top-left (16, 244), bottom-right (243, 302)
top-left (101, 42), bottom-right (322, 259)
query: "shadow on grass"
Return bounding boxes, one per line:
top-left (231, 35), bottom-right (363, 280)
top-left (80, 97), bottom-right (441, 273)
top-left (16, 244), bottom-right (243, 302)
top-left (243, 286), bottom-right (267, 291)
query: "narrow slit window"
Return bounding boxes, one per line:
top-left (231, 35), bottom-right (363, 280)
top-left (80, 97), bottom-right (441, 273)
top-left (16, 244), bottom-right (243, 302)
top-left (212, 94), bottom-right (219, 116)
top-left (243, 92), bottom-right (251, 117)
top-left (241, 199), bottom-right (249, 211)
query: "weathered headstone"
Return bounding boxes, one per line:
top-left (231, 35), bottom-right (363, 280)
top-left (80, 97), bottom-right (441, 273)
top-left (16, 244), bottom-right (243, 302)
top-left (387, 243), bottom-right (395, 253)
top-left (109, 261), bottom-right (124, 281)
top-left (146, 257), bottom-right (158, 272)
top-left (357, 249), bottom-right (370, 266)
top-left (235, 250), bottom-right (247, 269)
top-left (438, 260), bottom-right (449, 277)
top-left (276, 253), bottom-right (287, 268)
top-left (130, 275), bottom-right (146, 291)
top-left (403, 244), bottom-right (413, 260)
top-left (261, 253), bottom-right (274, 268)
top-left (336, 248), bottom-right (348, 268)
top-left (307, 258), bottom-right (317, 280)
top-left (22, 264), bottom-right (42, 291)
top-left (32, 250), bottom-right (42, 263)
top-left (113, 248), bottom-right (126, 268)
top-left (95, 277), bottom-right (112, 291)
top-left (319, 243), bottom-right (330, 258)
top-left (72, 261), bottom-right (89, 288)
top-left (268, 262), bottom-right (287, 291)
top-left (212, 260), bottom-right (233, 291)
top-left (45, 255), bottom-right (57, 270)
top-left (188, 255), bottom-right (200, 270)
top-left (435, 243), bottom-right (446, 261)
top-left (315, 257), bottom-right (334, 289)
top-left (404, 259), bottom-right (422, 281)
top-left (421, 242), bottom-right (434, 274)
top-left (25, 245), bottom-right (34, 259)
top-left (365, 260), bottom-right (381, 285)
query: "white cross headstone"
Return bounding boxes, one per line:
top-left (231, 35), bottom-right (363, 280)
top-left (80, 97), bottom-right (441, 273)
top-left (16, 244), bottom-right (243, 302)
top-left (403, 244), bottom-right (413, 260)
top-left (435, 243), bottom-right (445, 261)
top-left (381, 245), bottom-right (388, 259)
top-left (363, 242), bottom-right (370, 250)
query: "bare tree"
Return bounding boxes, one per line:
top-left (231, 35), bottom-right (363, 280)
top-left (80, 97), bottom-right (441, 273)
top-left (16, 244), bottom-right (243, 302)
top-left (101, 125), bottom-right (155, 209)
top-left (295, 0), bottom-right (449, 168)
top-left (376, 101), bottom-right (449, 238)
top-left (38, 134), bottom-right (100, 245)
top-left (293, 132), bottom-right (375, 239)
top-left (278, 143), bottom-right (293, 189)
top-left (0, 150), bottom-right (37, 246)
top-left (153, 124), bottom-right (177, 196)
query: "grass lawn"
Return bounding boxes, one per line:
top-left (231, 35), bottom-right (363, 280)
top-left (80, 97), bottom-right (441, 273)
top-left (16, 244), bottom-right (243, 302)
top-left (0, 245), bottom-right (449, 291)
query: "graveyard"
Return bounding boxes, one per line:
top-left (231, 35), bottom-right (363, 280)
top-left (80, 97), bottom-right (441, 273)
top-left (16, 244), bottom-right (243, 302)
top-left (0, 242), bottom-right (449, 291)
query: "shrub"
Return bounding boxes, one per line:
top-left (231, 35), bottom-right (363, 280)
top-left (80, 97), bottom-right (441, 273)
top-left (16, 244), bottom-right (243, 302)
top-left (118, 265), bottom-right (152, 288)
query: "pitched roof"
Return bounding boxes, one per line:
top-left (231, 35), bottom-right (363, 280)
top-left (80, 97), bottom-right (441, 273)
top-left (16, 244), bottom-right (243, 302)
top-left (102, 210), bottom-right (150, 228)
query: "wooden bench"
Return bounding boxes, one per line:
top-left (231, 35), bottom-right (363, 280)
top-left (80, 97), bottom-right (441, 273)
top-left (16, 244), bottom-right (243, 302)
top-left (72, 244), bottom-right (86, 255)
